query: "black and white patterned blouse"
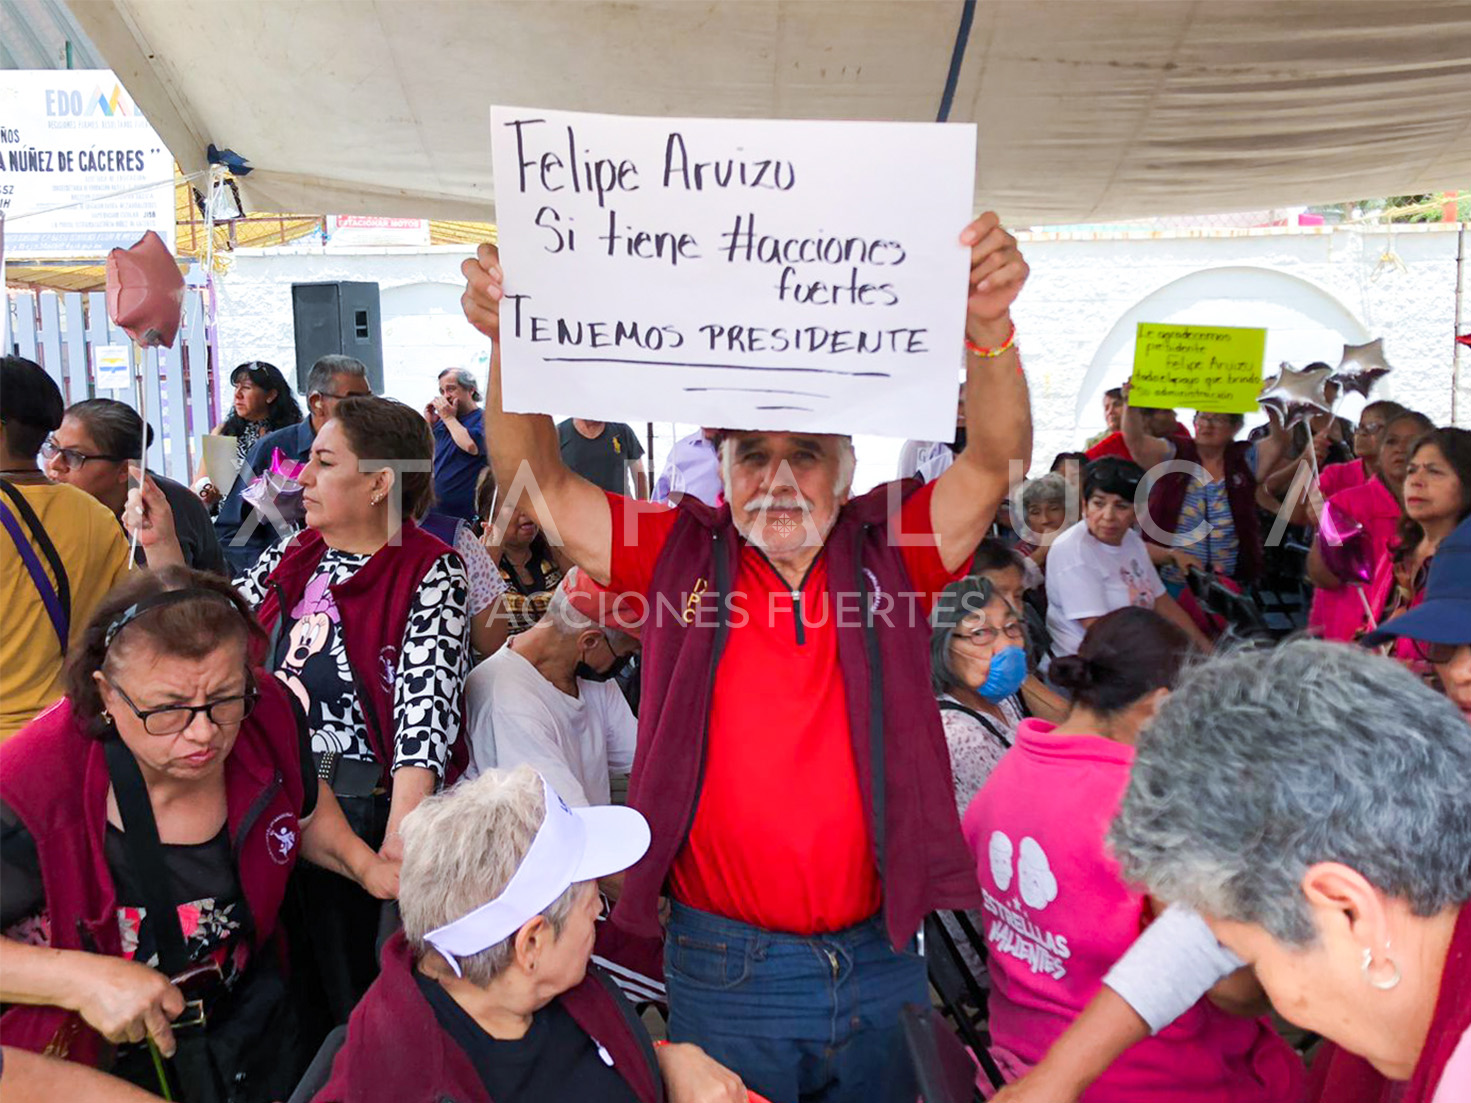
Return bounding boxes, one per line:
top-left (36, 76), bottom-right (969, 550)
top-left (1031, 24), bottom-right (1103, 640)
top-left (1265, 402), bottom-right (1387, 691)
top-left (236, 543), bottom-right (469, 777)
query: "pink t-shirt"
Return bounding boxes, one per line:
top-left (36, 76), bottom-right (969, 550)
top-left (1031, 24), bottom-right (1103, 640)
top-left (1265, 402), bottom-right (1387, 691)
top-left (963, 720), bottom-right (1305, 1103)
top-left (1319, 458), bottom-right (1370, 500)
top-left (1434, 1030), bottom-right (1471, 1103)
top-left (1310, 476), bottom-right (1401, 641)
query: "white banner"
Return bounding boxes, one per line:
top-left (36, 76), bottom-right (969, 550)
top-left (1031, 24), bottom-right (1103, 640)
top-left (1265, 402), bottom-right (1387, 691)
top-left (490, 106), bottom-right (976, 440)
top-left (327, 214), bottom-right (431, 248)
top-left (0, 70), bottom-right (175, 260)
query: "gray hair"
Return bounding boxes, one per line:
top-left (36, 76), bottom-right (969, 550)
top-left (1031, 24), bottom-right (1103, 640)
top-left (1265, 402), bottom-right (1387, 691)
top-left (1021, 473), bottom-right (1068, 515)
top-left (717, 434), bottom-right (857, 498)
top-left (399, 765), bottom-right (585, 986)
top-left (304, 354), bottom-right (368, 397)
top-left (438, 366), bottom-right (482, 402)
top-left (928, 574), bottom-right (998, 696)
top-left (1109, 641), bottom-right (1471, 947)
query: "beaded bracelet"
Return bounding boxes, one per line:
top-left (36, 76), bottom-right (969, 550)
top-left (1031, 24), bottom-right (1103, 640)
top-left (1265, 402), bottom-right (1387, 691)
top-left (964, 321), bottom-right (1017, 358)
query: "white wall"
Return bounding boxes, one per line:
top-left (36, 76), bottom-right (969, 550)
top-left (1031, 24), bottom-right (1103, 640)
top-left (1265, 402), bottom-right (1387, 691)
top-left (214, 224), bottom-right (1467, 493)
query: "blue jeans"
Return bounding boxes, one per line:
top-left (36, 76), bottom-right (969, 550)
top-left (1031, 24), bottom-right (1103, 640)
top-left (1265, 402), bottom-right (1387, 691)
top-left (664, 902), bottom-right (927, 1103)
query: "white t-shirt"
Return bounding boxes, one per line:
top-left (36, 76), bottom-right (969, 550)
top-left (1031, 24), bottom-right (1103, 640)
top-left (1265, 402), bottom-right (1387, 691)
top-left (1044, 523), bottom-right (1165, 659)
top-left (464, 644), bottom-right (637, 807)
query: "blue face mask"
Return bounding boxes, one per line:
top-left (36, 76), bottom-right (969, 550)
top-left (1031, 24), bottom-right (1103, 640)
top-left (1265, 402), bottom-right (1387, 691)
top-left (977, 645), bottom-right (1028, 702)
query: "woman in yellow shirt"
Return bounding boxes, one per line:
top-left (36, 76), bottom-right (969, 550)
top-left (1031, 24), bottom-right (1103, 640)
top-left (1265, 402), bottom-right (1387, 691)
top-left (0, 357), bottom-right (129, 739)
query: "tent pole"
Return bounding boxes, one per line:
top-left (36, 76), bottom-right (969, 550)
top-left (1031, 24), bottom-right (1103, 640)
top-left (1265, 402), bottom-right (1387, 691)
top-left (1454, 223), bottom-right (1465, 426)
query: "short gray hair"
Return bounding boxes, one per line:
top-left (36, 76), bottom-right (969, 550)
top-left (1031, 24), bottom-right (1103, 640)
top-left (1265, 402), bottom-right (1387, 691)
top-left (438, 366), bottom-right (482, 402)
top-left (305, 354), bottom-right (368, 397)
top-left (399, 765), bottom-right (584, 986)
top-left (1109, 641), bottom-right (1471, 947)
top-left (1021, 473), bottom-right (1067, 515)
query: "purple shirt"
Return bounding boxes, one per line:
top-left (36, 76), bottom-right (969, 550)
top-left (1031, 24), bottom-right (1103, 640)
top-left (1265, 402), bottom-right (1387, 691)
top-left (652, 431), bottom-right (722, 506)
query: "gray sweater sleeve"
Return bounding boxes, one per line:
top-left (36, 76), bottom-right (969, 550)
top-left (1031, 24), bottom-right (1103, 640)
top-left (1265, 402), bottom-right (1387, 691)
top-left (1102, 904), bottom-right (1246, 1033)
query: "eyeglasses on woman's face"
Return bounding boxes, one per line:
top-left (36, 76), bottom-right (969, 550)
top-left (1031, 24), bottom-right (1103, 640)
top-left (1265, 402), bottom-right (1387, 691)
top-left (1412, 638), bottom-right (1464, 665)
top-left (950, 620), bottom-right (1026, 648)
top-left (40, 436), bottom-right (124, 471)
top-left (105, 676), bottom-right (259, 735)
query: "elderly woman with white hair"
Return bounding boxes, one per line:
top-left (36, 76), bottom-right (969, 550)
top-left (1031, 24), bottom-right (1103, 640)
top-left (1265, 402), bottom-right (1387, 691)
top-left (315, 765), bottom-right (747, 1103)
top-left (1015, 473), bottom-right (1072, 569)
top-left (1108, 641), bottom-right (1471, 1103)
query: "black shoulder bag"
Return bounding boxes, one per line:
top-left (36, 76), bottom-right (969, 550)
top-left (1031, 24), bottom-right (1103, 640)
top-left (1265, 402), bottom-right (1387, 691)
top-left (104, 742), bottom-right (300, 1102)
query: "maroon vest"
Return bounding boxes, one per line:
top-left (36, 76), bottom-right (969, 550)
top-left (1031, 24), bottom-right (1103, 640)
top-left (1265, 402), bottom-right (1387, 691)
top-left (611, 481), bottom-right (981, 950)
top-left (0, 678), bottom-right (307, 1066)
top-left (1147, 437), bottom-right (1264, 584)
top-left (316, 931), bottom-right (663, 1103)
top-left (254, 521), bottom-right (468, 785)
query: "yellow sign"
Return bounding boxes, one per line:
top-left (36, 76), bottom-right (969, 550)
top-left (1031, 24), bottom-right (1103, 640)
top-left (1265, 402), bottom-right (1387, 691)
top-left (1130, 323), bottom-right (1267, 414)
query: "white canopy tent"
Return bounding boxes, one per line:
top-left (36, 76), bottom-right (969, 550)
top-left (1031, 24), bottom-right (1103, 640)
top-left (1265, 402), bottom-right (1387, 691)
top-left (64, 0), bottom-right (1471, 225)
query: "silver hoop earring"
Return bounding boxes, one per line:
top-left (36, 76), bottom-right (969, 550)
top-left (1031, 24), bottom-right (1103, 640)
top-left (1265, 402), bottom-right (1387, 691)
top-left (1361, 946), bottom-right (1402, 991)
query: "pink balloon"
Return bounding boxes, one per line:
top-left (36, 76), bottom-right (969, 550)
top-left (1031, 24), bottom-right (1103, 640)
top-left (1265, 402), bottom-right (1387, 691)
top-left (105, 229), bottom-right (185, 348)
top-left (1317, 499), bottom-right (1374, 585)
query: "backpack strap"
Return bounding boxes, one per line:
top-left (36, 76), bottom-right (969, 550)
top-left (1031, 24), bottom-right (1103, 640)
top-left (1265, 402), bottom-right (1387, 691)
top-left (0, 478), bottom-right (72, 651)
top-left (857, 524), bottom-right (886, 880)
top-left (588, 964), bottom-right (665, 1102)
top-left (937, 699), bottom-right (1014, 749)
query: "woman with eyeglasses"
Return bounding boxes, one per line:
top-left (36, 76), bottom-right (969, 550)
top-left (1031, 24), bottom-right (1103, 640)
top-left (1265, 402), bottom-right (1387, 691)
top-left (0, 567), bottom-right (397, 1101)
top-left (1365, 428), bottom-right (1471, 670)
top-left (126, 395), bottom-right (471, 1046)
top-left (1319, 400), bottom-right (1406, 499)
top-left (44, 398), bottom-right (225, 574)
top-left (964, 607), bottom-right (1302, 1102)
top-left (197, 362), bottom-right (304, 510)
top-left (930, 575), bottom-right (1031, 818)
top-left (1120, 384), bottom-right (1291, 586)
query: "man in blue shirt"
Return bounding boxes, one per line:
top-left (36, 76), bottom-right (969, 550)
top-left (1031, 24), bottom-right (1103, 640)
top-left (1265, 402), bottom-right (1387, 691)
top-left (214, 354), bottom-right (372, 572)
top-left (425, 367), bottom-right (487, 521)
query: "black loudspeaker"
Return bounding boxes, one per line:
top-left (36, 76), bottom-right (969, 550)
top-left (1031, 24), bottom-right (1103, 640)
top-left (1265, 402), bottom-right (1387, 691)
top-left (290, 282), bottom-right (384, 393)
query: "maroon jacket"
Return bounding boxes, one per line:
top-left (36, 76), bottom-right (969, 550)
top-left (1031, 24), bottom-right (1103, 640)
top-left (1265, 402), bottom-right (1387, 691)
top-left (612, 480), bottom-right (981, 950)
top-left (1147, 437), bottom-right (1264, 584)
top-left (0, 679), bottom-right (307, 1066)
top-left (314, 932), bottom-right (663, 1103)
top-left (255, 521), bottom-right (468, 785)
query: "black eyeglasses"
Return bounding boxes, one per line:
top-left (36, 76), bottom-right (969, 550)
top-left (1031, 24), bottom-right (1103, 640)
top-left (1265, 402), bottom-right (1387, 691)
top-left (41, 437), bottom-right (124, 470)
top-left (1411, 639), bottom-right (1465, 665)
top-left (105, 677), bottom-right (259, 735)
top-left (951, 621), bottom-right (1026, 648)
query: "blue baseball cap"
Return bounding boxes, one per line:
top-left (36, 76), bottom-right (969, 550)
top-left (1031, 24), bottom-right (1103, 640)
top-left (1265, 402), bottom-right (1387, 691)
top-left (1364, 515), bottom-right (1471, 647)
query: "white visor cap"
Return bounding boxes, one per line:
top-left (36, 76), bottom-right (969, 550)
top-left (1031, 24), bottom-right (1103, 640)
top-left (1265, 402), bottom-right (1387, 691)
top-left (423, 774), bottom-right (651, 976)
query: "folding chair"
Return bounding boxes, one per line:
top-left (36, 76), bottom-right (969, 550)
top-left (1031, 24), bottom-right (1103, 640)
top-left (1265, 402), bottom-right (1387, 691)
top-left (923, 911), bottom-right (1006, 1091)
top-left (286, 1024), bottom-right (348, 1103)
top-left (901, 1002), bottom-right (986, 1103)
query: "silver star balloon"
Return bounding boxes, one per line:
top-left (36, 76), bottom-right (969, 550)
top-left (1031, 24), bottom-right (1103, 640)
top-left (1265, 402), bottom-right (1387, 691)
top-left (1257, 361), bottom-right (1334, 429)
top-left (1331, 338), bottom-right (1393, 399)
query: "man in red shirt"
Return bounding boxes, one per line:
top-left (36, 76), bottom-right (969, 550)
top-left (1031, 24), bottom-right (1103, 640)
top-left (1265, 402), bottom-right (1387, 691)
top-left (460, 211), bottom-right (1032, 1103)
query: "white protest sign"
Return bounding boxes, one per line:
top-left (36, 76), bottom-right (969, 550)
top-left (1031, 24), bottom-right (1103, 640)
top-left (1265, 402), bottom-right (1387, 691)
top-left (93, 344), bottom-right (131, 390)
top-left (490, 107), bottom-right (976, 440)
top-left (0, 70), bottom-right (174, 260)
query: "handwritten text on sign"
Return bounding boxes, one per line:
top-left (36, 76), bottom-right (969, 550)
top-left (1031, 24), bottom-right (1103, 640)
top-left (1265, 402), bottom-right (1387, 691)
top-left (490, 107), bottom-right (977, 439)
top-left (1130, 324), bottom-right (1267, 414)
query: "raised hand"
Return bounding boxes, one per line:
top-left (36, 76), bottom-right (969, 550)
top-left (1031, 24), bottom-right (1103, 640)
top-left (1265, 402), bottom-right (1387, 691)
top-left (123, 464), bottom-right (186, 567)
top-left (960, 211), bottom-right (1028, 343)
top-left (460, 243), bottom-right (504, 341)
